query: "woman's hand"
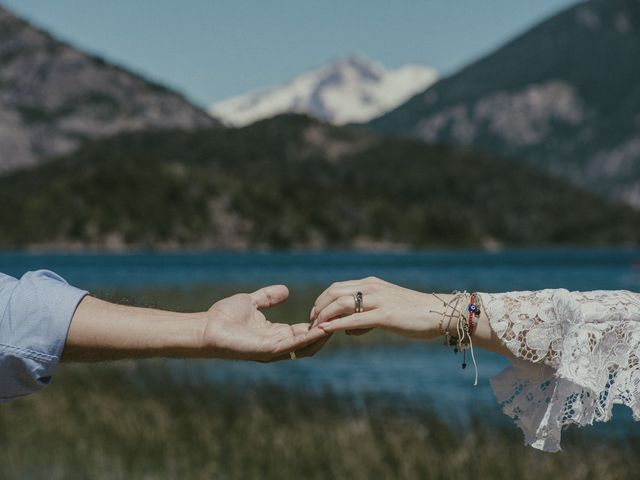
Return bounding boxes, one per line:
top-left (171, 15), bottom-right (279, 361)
top-left (310, 277), bottom-right (446, 339)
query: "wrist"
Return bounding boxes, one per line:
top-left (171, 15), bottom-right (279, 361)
top-left (150, 311), bottom-right (209, 358)
top-left (422, 292), bottom-right (456, 339)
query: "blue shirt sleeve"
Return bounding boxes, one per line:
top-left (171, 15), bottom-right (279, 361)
top-left (0, 270), bottom-right (88, 402)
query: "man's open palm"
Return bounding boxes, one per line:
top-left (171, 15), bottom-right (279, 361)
top-left (203, 285), bottom-right (330, 361)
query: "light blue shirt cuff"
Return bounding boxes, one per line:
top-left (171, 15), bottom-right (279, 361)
top-left (0, 270), bottom-right (88, 401)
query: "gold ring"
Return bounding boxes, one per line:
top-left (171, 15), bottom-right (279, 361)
top-left (289, 351), bottom-right (297, 360)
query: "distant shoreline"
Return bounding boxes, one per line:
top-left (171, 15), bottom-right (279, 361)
top-left (3, 244), bottom-right (639, 255)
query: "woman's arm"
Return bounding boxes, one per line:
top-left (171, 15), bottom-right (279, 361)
top-left (310, 276), bottom-right (514, 359)
top-left (311, 277), bottom-right (640, 453)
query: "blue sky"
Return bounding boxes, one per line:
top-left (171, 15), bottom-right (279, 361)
top-left (2, 0), bottom-right (578, 108)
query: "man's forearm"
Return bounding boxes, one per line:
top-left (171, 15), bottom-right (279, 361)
top-left (62, 296), bottom-right (206, 361)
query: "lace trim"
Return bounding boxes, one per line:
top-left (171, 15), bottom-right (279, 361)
top-left (478, 289), bottom-right (640, 452)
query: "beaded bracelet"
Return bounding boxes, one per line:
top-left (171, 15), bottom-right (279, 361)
top-left (467, 292), bottom-right (480, 336)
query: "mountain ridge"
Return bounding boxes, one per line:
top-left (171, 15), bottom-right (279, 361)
top-left (368, 0), bottom-right (640, 208)
top-left (1, 114), bottom-right (637, 250)
top-left (0, 5), bottom-right (218, 172)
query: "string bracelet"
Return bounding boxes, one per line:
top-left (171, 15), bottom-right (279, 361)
top-left (429, 291), bottom-right (480, 386)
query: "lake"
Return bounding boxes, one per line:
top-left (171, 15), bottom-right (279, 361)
top-left (2, 248), bottom-right (639, 291)
top-left (2, 248), bottom-right (640, 436)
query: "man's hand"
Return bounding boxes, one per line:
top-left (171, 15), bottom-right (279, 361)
top-left (63, 285), bottom-right (330, 362)
top-left (202, 285), bottom-right (330, 361)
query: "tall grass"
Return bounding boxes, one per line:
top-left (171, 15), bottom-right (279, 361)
top-left (2, 286), bottom-right (638, 479)
top-left (1, 363), bottom-right (639, 480)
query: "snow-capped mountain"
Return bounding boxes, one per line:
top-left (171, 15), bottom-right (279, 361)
top-left (208, 54), bottom-right (437, 126)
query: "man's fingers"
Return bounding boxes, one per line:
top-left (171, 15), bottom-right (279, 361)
top-left (291, 323), bottom-right (316, 336)
top-left (275, 324), bottom-right (328, 355)
top-left (250, 285), bottom-right (289, 309)
top-left (318, 311), bottom-right (378, 333)
top-left (271, 332), bottom-right (332, 362)
top-left (293, 334), bottom-right (332, 359)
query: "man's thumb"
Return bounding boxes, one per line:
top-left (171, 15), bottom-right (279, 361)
top-left (249, 285), bottom-right (289, 309)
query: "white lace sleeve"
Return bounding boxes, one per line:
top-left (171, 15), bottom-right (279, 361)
top-left (477, 289), bottom-right (640, 452)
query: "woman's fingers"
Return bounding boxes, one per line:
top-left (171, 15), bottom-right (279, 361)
top-left (317, 311), bottom-right (379, 333)
top-left (315, 295), bottom-right (356, 324)
top-left (314, 294), bottom-right (377, 325)
top-left (314, 285), bottom-right (358, 314)
top-left (313, 277), bottom-right (381, 314)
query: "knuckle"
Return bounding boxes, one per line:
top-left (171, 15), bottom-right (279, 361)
top-left (236, 293), bottom-right (253, 304)
top-left (264, 290), bottom-right (274, 306)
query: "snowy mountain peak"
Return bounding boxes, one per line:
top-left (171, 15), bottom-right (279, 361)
top-left (321, 53), bottom-right (386, 82)
top-left (209, 54), bottom-right (437, 126)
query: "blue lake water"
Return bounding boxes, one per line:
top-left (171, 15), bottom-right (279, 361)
top-left (2, 248), bottom-right (640, 291)
top-left (3, 248), bottom-right (640, 437)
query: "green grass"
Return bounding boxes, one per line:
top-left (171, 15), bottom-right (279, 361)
top-left (3, 286), bottom-right (638, 479)
top-left (1, 364), bottom-right (639, 480)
